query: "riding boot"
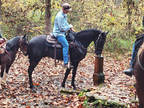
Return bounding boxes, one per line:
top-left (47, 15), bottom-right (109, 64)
top-left (123, 34), bottom-right (144, 77)
top-left (123, 42), bottom-right (137, 77)
top-left (123, 68), bottom-right (133, 77)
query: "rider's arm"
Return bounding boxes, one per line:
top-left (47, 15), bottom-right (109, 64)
top-left (57, 15), bottom-right (72, 32)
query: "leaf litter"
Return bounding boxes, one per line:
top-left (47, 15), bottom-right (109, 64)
top-left (0, 52), bottom-right (138, 107)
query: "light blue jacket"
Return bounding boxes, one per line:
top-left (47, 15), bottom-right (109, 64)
top-left (53, 10), bottom-right (72, 37)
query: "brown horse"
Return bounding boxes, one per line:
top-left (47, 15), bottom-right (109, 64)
top-left (0, 35), bottom-right (28, 89)
top-left (134, 43), bottom-right (144, 108)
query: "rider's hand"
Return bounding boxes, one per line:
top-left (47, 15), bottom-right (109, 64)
top-left (70, 27), bottom-right (75, 32)
top-left (69, 24), bottom-right (73, 28)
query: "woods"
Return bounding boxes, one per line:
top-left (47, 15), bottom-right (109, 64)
top-left (0, 0), bottom-right (143, 53)
top-left (0, 0), bottom-right (144, 107)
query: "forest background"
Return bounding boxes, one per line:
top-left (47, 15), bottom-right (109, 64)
top-left (0, 0), bottom-right (144, 54)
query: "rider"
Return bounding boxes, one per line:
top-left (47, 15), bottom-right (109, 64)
top-left (0, 34), bottom-right (6, 54)
top-left (0, 34), bottom-right (6, 47)
top-left (123, 16), bottom-right (144, 76)
top-left (53, 3), bottom-right (74, 68)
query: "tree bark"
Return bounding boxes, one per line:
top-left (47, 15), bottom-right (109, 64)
top-left (45, 0), bottom-right (51, 35)
top-left (0, 0), bottom-right (2, 34)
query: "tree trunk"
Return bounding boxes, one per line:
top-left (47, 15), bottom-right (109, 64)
top-left (0, 0), bottom-right (2, 34)
top-left (45, 0), bottom-right (51, 35)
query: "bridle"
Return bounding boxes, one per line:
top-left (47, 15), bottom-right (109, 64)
top-left (86, 32), bottom-right (103, 53)
top-left (68, 30), bottom-right (103, 54)
top-left (19, 36), bottom-right (28, 55)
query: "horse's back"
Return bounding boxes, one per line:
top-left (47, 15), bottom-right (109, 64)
top-left (28, 35), bottom-right (56, 60)
top-left (29, 35), bottom-right (47, 44)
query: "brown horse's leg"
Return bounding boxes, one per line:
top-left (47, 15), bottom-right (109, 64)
top-left (2, 56), bottom-right (12, 85)
top-left (61, 68), bottom-right (71, 88)
top-left (0, 64), bottom-right (5, 89)
top-left (71, 62), bottom-right (78, 90)
top-left (2, 66), bottom-right (9, 84)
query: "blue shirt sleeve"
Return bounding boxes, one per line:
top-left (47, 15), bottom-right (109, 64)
top-left (57, 15), bottom-right (72, 32)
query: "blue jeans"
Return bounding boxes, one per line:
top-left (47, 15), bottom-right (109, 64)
top-left (56, 36), bottom-right (69, 64)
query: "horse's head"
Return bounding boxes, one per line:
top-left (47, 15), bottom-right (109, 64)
top-left (94, 31), bottom-right (109, 56)
top-left (19, 34), bottom-right (29, 55)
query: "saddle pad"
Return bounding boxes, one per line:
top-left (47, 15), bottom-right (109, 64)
top-left (46, 35), bottom-right (62, 48)
top-left (46, 35), bottom-right (58, 44)
top-left (0, 48), bottom-right (5, 54)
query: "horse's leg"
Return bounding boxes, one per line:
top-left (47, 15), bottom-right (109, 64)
top-left (0, 64), bottom-right (5, 89)
top-left (61, 68), bottom-right (72, 88)
top-left (28, 59), bottom-right (40, 90)
top-left (71, 62), bottom-right (79, 90)
top-left (2, 54), bottom-right (12, 84)
top-left (2, 64), bottom-right (11, 85)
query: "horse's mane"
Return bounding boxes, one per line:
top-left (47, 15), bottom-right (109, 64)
top-left (76, 29), bottom-right (101, 35)
top-left (138, 43), bottom-right (144, 57)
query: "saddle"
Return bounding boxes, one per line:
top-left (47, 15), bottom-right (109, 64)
top-left (46, 32), bottom-right (76, 66)
top-left (0, 38), bottom-right (6, 54)
top-left (46, 34), bottom-right (62, 48)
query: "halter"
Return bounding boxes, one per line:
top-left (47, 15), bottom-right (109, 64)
top-left (86, 32), bottom-right (103, 53)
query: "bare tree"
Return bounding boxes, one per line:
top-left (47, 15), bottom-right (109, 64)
top-left (0, 0), bottom-right (2, 34)
top-left (45, 0), bottom-right (51, 34)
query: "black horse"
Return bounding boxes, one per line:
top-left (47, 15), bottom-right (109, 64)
top-left (0, 35), bottom-right (28, 89)
top-left (24, 29), bottom-right (108, 90)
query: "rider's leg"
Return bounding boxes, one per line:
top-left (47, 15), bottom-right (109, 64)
top-left (57, 36), bottom-right (69, 65)
top-left (123, 36), bottom-right (144, 76)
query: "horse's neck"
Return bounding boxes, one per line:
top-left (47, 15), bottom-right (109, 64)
top-left (79, 39), bottom-right (93, 49)
top-left (8, 47), bottom-right (19, 58)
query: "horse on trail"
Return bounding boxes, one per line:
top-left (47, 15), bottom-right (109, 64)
top-left (0, 35), bottom-right (28, 89)
top-left (134, 43), bottom-right (144, 108)
top-left (23, 29), bottom-right (108, 91)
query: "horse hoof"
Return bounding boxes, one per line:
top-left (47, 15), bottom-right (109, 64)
top-left (1, 80), bottom-right (6, 85)
top-left (72, 86), bottom-right (76, 90)
top-left (73, 87), bottom-right (76, 90)
top-left (30, 86), bottom-right (36, 93)
top-left (31, 88), bottom-right (36, 93)
top-left (60, 87), bottom-right (66, 92)
top-left (61, 83), bottom-right (65, 88)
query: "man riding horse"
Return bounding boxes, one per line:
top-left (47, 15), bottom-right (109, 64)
top-left (123, 16), bottom-right (144, 76)
top-left (52, 3), bottom-right (74, 68)
top-left (0, 34), bottom-right (6, 54)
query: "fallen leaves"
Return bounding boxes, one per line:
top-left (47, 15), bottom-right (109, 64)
top-left (0, 52), bottom-right (138, 107)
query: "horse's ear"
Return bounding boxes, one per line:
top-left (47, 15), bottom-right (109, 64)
top-left (23, 34), bottom-right (28, 41)
top-left (105, 31), bottom-right (109, 35)
top-left (23, 34), bottom-right (26, 39)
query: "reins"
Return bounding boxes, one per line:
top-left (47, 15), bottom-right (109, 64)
top-left (82, 32), bottom-right (102, 54)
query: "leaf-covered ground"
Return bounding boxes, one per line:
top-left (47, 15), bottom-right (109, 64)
top-left (0, 52), bottom-right (138, 107)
